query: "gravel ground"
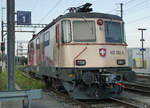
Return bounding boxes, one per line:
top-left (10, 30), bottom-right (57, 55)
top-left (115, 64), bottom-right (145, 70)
top-left (22, 90), bottom-right (150, 108)
top-left (24, 92), bottom-right (64, 108)
top-left (23, 92), bottom-right (121, 108)
top-left (22, 76), bottom-right (150, 108)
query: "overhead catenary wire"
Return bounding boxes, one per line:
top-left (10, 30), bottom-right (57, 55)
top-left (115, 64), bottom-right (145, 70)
top-left (38, 0), bottom-right (63, 24)
top-left (106, 7), bottom-right (118, 13)
top-left (124, 0), bottom-right (138, 5)
top-left (125, 0), bottom-right (150, 11)
top-left (107, 0), bottom-right (148, 14)
top-left (124, 5), bottom-right (150, 17)
top-left (123, 0), bottom-right (150, 26)
top-left (123, 0), bottom-right (150, 24)
top-left (106, 0), bottom-right (136, 14)
top-left (126, 15), bottom-right (150, 24)
top-left (31, 0), bottom-right (40, 12)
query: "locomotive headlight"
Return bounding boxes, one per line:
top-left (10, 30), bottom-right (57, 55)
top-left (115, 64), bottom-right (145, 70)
top-left (105, 77), bottom-right (109, 82)
top-left (76, 60), bottom-right (86, 66)
top-left (117, 59), bottom-right (126, 65)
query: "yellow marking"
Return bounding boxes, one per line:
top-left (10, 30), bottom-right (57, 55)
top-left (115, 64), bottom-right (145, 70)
top-left (110, 84), bottom-right (113, 89)
top-left (69, 73), bottom-right (73, 78)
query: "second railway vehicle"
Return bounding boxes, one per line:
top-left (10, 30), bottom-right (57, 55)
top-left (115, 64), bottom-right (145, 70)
top-left (28, 3), bottom-right (136, 99)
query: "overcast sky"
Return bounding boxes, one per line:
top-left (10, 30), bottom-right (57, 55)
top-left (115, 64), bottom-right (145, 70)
top-left (0, 0), bottom-right (150, 48)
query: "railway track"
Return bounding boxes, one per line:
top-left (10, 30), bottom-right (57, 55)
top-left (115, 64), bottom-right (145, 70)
top-left (136, 74), bottom-right (150, 80)
top-left (47, 86), bottom-right (150, 108)
top-left (46, 87), bottom-right (91, 108)
top-left (123, 81), bottom-right (150, 95)
top-left (110, 97), bottom-right (150, 108)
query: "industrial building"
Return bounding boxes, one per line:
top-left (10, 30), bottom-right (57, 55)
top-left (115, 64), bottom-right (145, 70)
top-left (128, 48), bottom-right (150, 74)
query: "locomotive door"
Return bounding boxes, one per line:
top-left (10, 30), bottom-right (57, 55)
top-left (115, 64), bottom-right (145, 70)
top-left (29, 42), bottom-right (34, 66)
top-left (56, 24), bottom-right (61, 67)
top-left (36, 38), bottom-right (40, 65)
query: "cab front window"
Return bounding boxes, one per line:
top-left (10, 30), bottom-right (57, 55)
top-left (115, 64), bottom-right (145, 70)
top-left (73, 20), bottom-right (96, 42)
top-left (104, 21), bottom-right (122, 43)
top-left (61, 20), bottom-right (71, 43)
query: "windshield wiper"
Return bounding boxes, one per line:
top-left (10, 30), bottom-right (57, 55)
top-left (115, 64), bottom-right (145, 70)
top-left (80, 15), bottom-right (94, 34)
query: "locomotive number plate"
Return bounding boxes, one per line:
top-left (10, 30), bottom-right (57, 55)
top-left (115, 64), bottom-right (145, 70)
top-left (110, 50), bottom-right (124, 55)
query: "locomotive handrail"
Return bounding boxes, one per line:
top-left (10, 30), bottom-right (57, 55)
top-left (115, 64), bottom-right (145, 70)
top-left (62, 43), bottom-right (128, 46)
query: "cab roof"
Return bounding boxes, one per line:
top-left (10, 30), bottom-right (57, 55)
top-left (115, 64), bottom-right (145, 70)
top-left (29, 12), bottom-right (122, 42)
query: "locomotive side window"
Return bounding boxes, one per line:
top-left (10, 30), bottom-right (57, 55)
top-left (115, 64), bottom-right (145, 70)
top-left (61, 20), bottom-right (71, 43)
top-left (44, 31), bottom-right (50, 46)
top-left (36, 38), bottom-right (40, 49)
top-left (122, 23), bottom-right (126, 44)
top-left (73, 21), bottom-right (96, 42)
top-left (104, 21), bottom-right (122, 43)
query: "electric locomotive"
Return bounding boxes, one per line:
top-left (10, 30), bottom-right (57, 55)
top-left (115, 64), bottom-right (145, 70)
top-left (28, 3), bottom-right (136, 99)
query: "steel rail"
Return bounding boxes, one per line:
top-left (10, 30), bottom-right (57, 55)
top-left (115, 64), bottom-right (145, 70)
top-left (48, 87), bottom-right (91, 108)
top-left (123, 82), bottom-right (150, 95)
top-left (136, 75), bottom-right (150, 80)
top-left (110, 97), bottom-right (141, 108)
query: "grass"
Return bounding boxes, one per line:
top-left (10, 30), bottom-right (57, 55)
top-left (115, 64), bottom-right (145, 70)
top-left (1, 67), bottom-right (45, 91)
top-left (15, 69), bottom-right (45, 90)
top-left (1, 69), bottom-right (7, 91)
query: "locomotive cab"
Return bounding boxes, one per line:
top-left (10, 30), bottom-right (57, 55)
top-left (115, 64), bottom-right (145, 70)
top-left (59, 17), bottom-right (129, 69)
top-left (56, 15), bottom-right (135, 99)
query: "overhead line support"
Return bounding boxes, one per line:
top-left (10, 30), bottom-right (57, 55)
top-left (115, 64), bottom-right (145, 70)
top-left (138, 28), bottom-right (147, 68)
top-left (120, 3), bottom-right (123, 20)
top-left (7, 0), bottom-right (15, 91)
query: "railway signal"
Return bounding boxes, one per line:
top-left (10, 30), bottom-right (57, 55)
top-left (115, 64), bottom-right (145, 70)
top-left (1, 42), bottom-right (5, 51)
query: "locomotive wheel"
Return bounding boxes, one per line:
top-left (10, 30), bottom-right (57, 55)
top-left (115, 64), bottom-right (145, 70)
top-left (44, 77), bottom-right (52, 88)
top-left (51, 78), bottom-right (62, 91)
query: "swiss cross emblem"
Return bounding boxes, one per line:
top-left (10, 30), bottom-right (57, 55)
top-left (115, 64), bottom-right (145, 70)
top-left (99, 48), bottom-right (106, 57)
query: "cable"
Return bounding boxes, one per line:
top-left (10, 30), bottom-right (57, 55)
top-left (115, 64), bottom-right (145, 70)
top-left (107, 0), bottom-right (140, 14)
top-left (105, 2), bottom-right (122, 13)
top-left (124, 5), bottom-right (150, 17)
top-left (124, 0), bottom-right (137, 5)
top-left (125, 0), bottom-right (149, 11)
top-left (106, 7), bottom-right (118, 13)
top-left (127, 15), bottom-right (150, 24)
top-left (31, 0), bottom-right (40, 12)
top-left (38, 0), bottom-right (63, 24)
top-left (123, 0), bottom-right (150, 21)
